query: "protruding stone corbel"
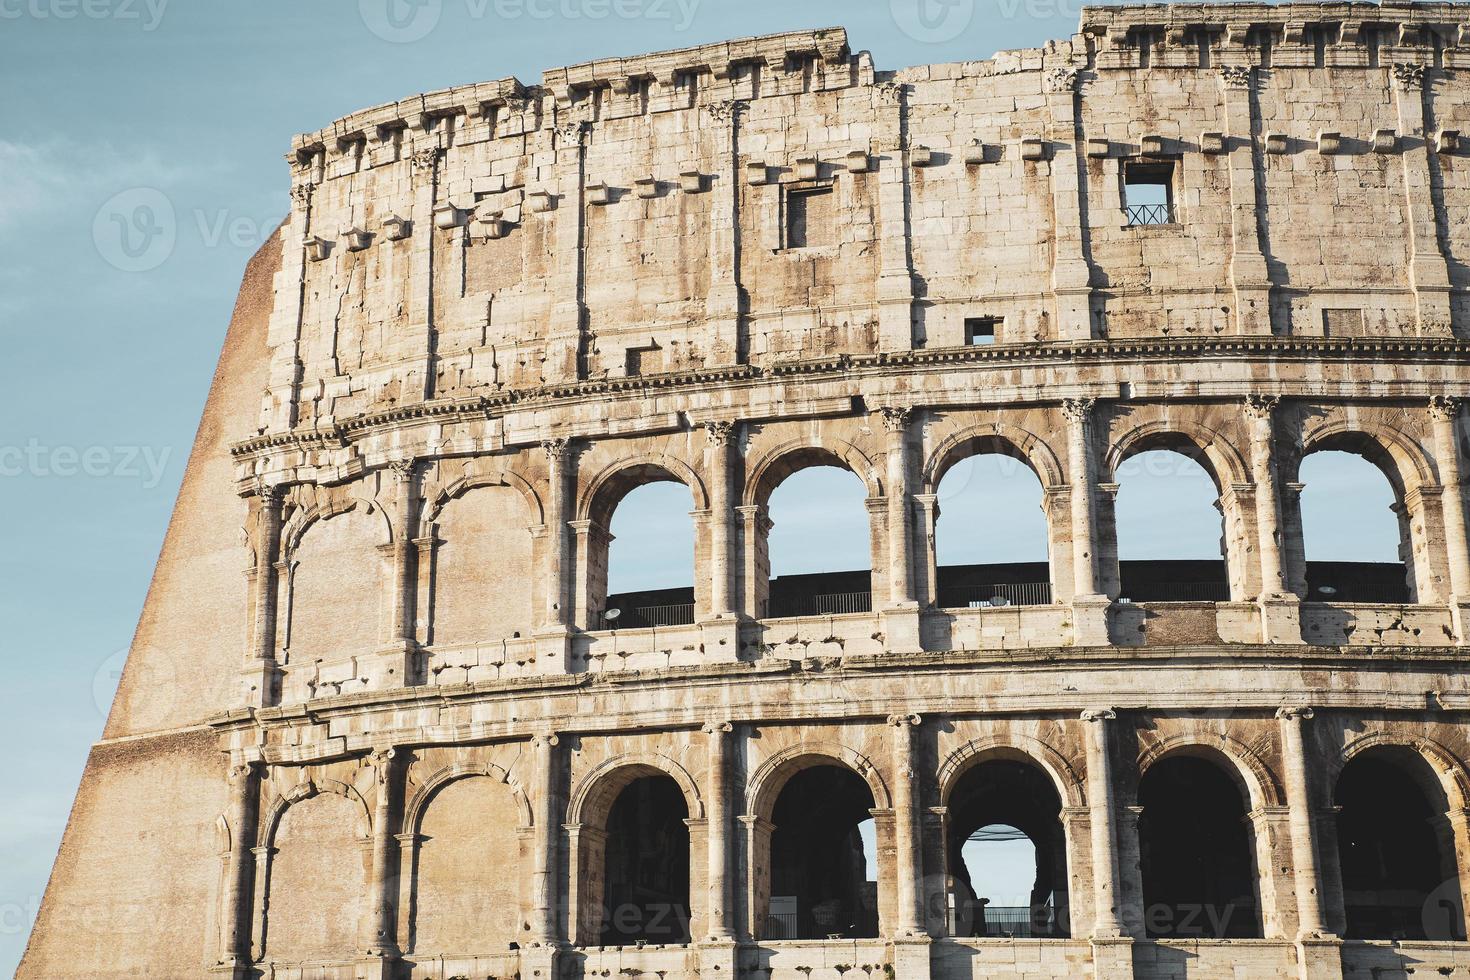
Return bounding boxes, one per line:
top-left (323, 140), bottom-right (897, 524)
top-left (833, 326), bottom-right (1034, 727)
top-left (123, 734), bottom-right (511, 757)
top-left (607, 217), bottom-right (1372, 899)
top-left (1141, 134), bottom-right (1166, 156)
top-left (342, 226), bottom-right (372, 252)
top-left (679, 170), bottom-right (708, 194)
top-left (586, 182), bottom-right (612, 206)
top-left (1200, 131), bottom-right (1227, 154)
top-left (963, 139), bottom-right (991, 165)
top-left (1438, 130), bottom-right (1461, 153)
top-left (911, 145), bottom-right (936, 167)
top-left (528, 188), bottom-right (557, 213)
top-left (1021, 137), bottom-right (1050, 161)
top-left (303, 236), bottom-right (332, 262)
top-left (1373, 128), bottom-right (1399, 154)
top-left (795, 156), bottom-right (820, 181)
top-left (634, 176), bottom-right (660, 200)
top-left (846, 149), bottom-right (872, 173)
top-left (745, 160), bottom-right (769, 185)
top-left (381, 214), bottom-right (411, 241)
top-left (1086, 138), bottom-right (1111, 158)
top-left (1317, 131), bottom-right (1343, 155)
top-left (1265, 132), bottom-right (1289, 155)
top-left (431, 203), bottom-right (464, 229)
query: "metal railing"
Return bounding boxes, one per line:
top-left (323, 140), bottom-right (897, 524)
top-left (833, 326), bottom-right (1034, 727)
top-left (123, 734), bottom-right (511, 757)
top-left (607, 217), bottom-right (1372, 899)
top-left (938, 582), bottom-right (1053, 609)
top-left (627, 603), bottom-right (696, 628)
top-left (1125, 202), bottom-right (1176, 226)
top-left (958, 904), bottom-right (1054, 939)
top-left (1122, 581), bottom-right (1230, 603)
top-left (764, 912), bottom-right (799, 940)
top-left (769, 590), bottom-right (873, 618)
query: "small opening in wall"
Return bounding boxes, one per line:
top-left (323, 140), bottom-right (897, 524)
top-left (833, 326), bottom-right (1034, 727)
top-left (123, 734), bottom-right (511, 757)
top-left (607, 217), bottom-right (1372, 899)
top-left (1124, 160), bottom-right (1176, 226)
top-left (1195, 30), bottom-right (1212, 69)
top-left (1365, 28), bottom-right (1381, 69)
top-left (625, 345), bottom-right (661, 377)
top-left (787, 186), bottom-right (834, 249)
top-left (1310, 25), bottom-right (1328, 68)
top-left (964, 317), bottom-right (1000, 346)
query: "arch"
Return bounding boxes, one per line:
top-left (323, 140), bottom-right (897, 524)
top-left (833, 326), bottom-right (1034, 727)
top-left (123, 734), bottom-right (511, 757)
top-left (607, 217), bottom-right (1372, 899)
top-left (1333, 730), bottom-right (1470, 812)
top-left (746, 742), bottom-right (891, 821)
top-left (1105, 419), bottom-right (1251, 490)
top-left (924, 422), bottom-right (1066, 492)
top-left (261, 777), bottom-right (372, 850)
top-left (423, 465), bottom-right (545, 528)
top-left (744, 438), bottom-right (883, 509)
top-left (1136, 732), bottom-right (1284, 810)
top-left (403, 762), bottom-right (533, 834)
top-left (567, 752), bottom-right (705, 826)
top-left (578, 454), bottom-right (708, 527)
top-left (937, 736), bottom-right (1086, 810)
top-left (282, 491), bottom-right (394, 557)
top-left (1299, 420), bottom-right (1438, 499)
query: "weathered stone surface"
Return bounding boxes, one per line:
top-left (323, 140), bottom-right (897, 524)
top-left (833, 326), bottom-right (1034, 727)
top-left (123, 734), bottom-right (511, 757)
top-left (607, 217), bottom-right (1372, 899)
top-left (24, 6), bottom-right (1470, 979)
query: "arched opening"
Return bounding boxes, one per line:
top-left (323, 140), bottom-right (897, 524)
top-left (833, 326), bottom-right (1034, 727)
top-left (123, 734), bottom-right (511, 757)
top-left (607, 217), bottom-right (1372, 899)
top-left (1299, 449), bottom-right (1412, 603)
top-left (765, 463), bottom-right (873, 618)
top-left (598, 773), bottom-right (691, 946)
top-left (283, 508), bottom-right (385, 662)
top-left (410, 776), bottom-right (525, 952)
top-left (1113, 447), bottom-right (1232, 602)
top-left (1334, 747), bottom-right (1462, 940)
top-left (1137, 755), bottom-right (1261, 938)
top-left (264, 793), bottom-right (369, 960)
top-left (945, 759), bottom-right (1069, 938)
top-left (595, 467), bottom-right (697, 629)
top-left (934, 449), bottom-right (1053, 608)
top-left (429, 485), bottom-right (536, 646)
top-left (765, 765), bottom-right (879, 939)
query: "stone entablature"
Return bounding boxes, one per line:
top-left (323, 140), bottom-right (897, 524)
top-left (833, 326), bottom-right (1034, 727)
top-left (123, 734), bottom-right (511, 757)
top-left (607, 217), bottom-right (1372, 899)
top-left (261, 3), bottom-right (1470, 434)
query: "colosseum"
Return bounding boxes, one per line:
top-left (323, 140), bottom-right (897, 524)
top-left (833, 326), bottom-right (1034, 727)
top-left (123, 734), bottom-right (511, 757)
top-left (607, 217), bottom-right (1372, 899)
top-left (23, 2), bottom-right (1470, 978)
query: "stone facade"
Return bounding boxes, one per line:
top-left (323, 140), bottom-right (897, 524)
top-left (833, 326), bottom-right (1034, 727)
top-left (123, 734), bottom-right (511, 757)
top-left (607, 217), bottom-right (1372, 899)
top-left (24, 4), bottom-right (1470, 978)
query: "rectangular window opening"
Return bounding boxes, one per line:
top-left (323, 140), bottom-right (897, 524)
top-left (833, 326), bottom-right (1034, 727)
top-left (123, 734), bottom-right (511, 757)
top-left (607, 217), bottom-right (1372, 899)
top-left (1124, 160), bottom-right (1177, 226)
top-left (787, 186), bottom-right (834, 249)
top-left (964, 316), bottom-right (1001, 346)
top-left (625, 345), bottom-right (661, 377)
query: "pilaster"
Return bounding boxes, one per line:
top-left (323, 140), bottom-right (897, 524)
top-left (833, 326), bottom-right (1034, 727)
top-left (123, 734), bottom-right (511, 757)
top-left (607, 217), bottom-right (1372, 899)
top-left (1393, 62), bottom-right (1454, 336)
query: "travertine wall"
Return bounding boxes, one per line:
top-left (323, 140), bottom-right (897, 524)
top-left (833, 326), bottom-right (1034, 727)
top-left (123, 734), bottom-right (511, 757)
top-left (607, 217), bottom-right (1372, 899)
top-left (25, 5), bottom-right (1470, 980)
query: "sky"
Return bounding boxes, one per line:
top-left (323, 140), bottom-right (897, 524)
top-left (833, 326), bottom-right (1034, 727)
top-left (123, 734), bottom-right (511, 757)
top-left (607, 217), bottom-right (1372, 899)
top-left (0, 0), bottom-right (1399, 972)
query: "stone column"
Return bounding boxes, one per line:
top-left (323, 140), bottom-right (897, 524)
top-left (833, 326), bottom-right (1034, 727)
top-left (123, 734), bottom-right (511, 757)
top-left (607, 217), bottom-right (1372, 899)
top-left (1246, 396), bottom-right (1303, 643)
top-left (704, 101), bottom-right (743, 366)
top-left (547, 120), bottom-right (589, 379)
top-left (1065, 400), bottom-right (1110, 644)
top-left (1276, 706), bottom-right (1330, 938)
top-left (1431, 398), bottom-right (1470, 639)
top-left (874, 81), bottom-right (916, 352)
top-left (404, 148), bottom-right (439, 400)
top-left (537, 439), bottom-right (574, 672)
top-left (703, 722), bottom-right (735, 942)
top-left (364, 748), bottom-right (401, 964)
top-left (1081, 709), bottom-right (1123, 937)
top-left (1246, 397), bottom-right (1288, 595)
top-left (218, 761), bottom-right (261, 974)
top-left (1065, 399), bottom-right (1101, 597)
top-left (243, 485), bottom-right (284, 707)
top-left (529, 732), bottom-right (562, 947)
top-left (1219, 64), bottom-right (1275, 334)
top-left (1393, 62), bottom-right (1455, 336)
top-left (703, 422), bottom-right (738, 619)
top-left (881, 407), bottom-right (915, 606)
top-left (1045, 64), bottom-right (1095, 341)
top-left (889, 713), bottom-right (927, 937)
top-left (263, 177), bottom-right (312, 431)
top-left (366, 463), bottom-right (418, 690)
top-left (914, 493), bottom-right (939, 608)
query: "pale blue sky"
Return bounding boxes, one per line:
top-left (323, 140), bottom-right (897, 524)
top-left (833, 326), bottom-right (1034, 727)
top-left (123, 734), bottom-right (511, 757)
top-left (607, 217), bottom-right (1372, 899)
top-left (0, 1), bottom-right (1394, 971)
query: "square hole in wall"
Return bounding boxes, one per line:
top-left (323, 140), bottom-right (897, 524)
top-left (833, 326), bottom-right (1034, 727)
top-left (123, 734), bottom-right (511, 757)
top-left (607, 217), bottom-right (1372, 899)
top-left (964, 316), bottom-right (1001, 345)
top-left (786, 186), bottom-right (834, 249)
top-left (1124, 160), bottom-right (1177, 226)
top-left (1322, 308), bottom-right (1366, 337)
top-left (625, 345), bottom-right (662, 377)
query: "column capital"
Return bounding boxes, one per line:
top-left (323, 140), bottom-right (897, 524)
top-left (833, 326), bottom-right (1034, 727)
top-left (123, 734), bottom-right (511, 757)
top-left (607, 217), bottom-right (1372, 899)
top-left (1061, 397), bottom-right (1097, 423)
top-left (1080, 707), bottom-right (1117, 723)
top-left (249, 479), bottom-right (287, 504)
top-left (1045, 64), bottom-right (1081, 94)
top-left (878, 406), bottom-right (913, 433)
top-left (887, 712), bottom-right (922, 728)
top-left (1276, 705), bottom-right (1315, 721)
top-left (1219, 64), bottom-right (1253, 89)
top-left (1431, 395), bottom-right (1463, 423)
top-left (227, 760), bottom-right (262, 783)
top-left (530, 731), bottom-right (560, 749)
top-left (1244, 393), bottom-right (1281, 422)
top-left (384, 459), bottom-right (416, 484)
top-left (702, 420), bottom-right (737, 446)
top-left (1393, 61), bottom-right (1428, 92)
top-left (541, 437), bottom-right (571, 462)
top-left (702, 720), bottom-right (734, 735)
